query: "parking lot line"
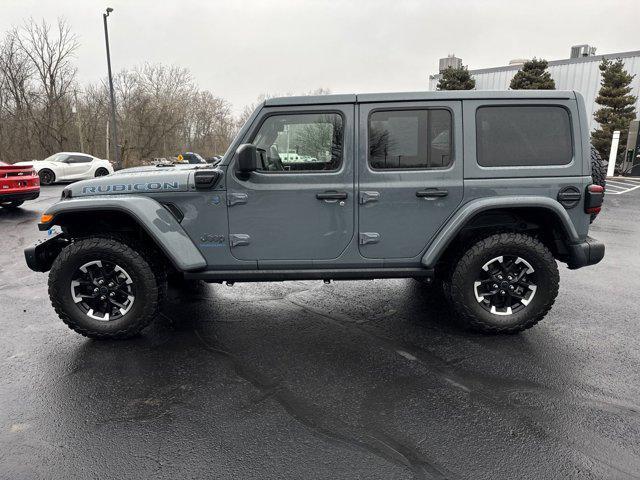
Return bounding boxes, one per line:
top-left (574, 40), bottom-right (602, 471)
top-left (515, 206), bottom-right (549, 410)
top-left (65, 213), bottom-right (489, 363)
top-left (604, 177), bottom-right (640, 195)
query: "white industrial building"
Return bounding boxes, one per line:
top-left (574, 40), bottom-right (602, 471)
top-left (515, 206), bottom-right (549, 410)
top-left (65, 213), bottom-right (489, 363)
top-left (429, 47), bottom-right (640, 131)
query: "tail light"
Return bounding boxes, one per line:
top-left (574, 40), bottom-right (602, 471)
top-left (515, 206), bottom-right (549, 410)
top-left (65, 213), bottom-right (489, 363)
top-left (585, 184), bottom-right (604, 215)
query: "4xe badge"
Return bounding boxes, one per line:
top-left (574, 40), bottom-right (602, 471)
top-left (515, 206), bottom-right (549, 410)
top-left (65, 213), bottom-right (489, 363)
top-left (200, 234), bottom-right (225, 244)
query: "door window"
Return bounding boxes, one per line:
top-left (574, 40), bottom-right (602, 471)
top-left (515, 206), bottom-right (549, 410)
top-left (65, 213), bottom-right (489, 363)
top-left (251, 113), bottom-right (343, 172)
top-left (368, 109), bottom-right (452, 170)
top-left (67, 155), bottom-right (92, 164)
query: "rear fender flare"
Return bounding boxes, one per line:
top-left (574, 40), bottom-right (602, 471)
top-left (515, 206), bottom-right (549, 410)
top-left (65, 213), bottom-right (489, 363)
top-left (41, 196), bottom-right (206, 272)
top-left (421, 196), bottom-right (580, 268)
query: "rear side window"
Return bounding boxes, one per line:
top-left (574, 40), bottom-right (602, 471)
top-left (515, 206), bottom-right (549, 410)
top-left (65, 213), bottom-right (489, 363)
top-left (476, 106), bottom-right (572, 167)
top-left (368, 109), bottom-right (452, 169)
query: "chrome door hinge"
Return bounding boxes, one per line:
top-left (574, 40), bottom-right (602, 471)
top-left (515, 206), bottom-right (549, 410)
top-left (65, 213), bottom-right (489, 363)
top-left (227, 192), bottom-right (248, 206)
top-left (229, 234), bottom-right (251, 247)
top-left (359, 232), bottom-right (380, 245)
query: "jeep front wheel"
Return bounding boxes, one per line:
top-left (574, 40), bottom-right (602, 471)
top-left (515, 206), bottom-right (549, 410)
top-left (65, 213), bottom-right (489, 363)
top-left (449, 233), bottom-right (559, 334)
top-left (48, 237), bottom-right (165, 339)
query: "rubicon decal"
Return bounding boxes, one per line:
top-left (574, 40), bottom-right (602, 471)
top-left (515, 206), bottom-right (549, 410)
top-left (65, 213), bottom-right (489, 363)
top-left (82, 182), bottom-right (180, 194)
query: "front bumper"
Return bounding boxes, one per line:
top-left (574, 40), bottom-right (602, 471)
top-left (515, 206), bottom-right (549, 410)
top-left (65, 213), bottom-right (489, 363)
top-left (567, 236), bottom-right (605, 269)
top-left (24, 233), bottom-right (69, 272)
top-left (0, 189), bottom-right (40, 203)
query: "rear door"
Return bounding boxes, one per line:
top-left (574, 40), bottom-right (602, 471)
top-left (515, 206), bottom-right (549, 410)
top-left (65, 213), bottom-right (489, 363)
top-left (357, 101), bottom-right (463, 261)
top-left (226, 104), bottom-right (355, 267)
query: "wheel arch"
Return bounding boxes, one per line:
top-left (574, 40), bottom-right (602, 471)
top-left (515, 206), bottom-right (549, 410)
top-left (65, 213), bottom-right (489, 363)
top-left (38, 196), bottom-right (206, 272)
top-left (421, 196), bottom-right (580, 269)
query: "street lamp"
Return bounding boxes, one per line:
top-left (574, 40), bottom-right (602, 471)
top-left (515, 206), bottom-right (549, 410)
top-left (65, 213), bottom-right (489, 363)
top-left (103, 7), bottom-right (120, 169)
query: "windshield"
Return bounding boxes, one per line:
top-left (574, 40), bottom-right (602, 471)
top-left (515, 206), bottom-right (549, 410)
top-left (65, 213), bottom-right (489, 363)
top-left (42, 153), bottom-right (68, 162)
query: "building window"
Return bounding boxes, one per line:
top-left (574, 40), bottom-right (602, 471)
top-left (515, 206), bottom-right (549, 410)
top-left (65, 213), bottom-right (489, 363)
top-left (368, 109), bottom-right (452, 170)
top-left (476, 106), bottom-right (573, 167)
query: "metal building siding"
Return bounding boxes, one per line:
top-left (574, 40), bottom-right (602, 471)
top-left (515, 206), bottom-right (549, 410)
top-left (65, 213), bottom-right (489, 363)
top-left (429, 52), bottom-right (640, 131)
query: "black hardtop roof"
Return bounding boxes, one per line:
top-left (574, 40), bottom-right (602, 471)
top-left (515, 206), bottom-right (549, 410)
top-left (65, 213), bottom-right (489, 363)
top-left (264, 90), bottom-right (576, 107)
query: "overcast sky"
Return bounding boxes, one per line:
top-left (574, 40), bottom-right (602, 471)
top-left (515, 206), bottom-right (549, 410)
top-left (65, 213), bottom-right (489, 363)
top-left (1, 0), bottom-right (638, 114)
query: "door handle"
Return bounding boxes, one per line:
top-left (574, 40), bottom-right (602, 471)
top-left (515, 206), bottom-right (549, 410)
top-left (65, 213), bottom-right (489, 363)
top-left (416, 188), bottom-right (448, 198)
top-left (316, 191), bottom-right (348, 200)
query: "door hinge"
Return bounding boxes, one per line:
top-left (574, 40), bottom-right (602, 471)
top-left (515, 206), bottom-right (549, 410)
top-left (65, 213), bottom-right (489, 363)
top-left (229, 234), bottom-right (251, 247)
top-left (359, 191), bottom-right (380, 204)
top-left (227, 192), bottom-right (248, 206)
top-left (359, 232), bottom-right (380, 245)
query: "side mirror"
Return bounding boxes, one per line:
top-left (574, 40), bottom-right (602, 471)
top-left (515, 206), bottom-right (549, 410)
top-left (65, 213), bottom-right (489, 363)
top-left (236, 144), bottom-right (260, 173)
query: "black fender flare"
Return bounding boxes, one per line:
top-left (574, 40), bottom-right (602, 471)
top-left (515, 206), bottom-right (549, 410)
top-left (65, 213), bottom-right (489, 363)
top-left (421, 196), bottom-right (580, 268)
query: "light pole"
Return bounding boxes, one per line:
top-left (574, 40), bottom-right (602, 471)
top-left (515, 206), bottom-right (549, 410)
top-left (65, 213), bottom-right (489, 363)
top-left (103, 7), bottom-right (120, 169)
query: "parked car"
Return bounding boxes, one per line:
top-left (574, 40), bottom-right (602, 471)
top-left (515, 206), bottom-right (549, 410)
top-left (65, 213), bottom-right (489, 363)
top-left (25, 90), bottom-right (605, 339)
top-left (176, 152), bottom-right (208, 165)
top-left (15, 152), bottom-right (114, 185)
top-left (0, 161), bottom-right (40, 209)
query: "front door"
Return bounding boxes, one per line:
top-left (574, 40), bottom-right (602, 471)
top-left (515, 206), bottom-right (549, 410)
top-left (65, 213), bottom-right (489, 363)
top-left (65, 154), bottom-right (94, 179)
top-left (226, 105), bottom-right (355, 266)
top-left (357, 101), bottom-right (463, 260)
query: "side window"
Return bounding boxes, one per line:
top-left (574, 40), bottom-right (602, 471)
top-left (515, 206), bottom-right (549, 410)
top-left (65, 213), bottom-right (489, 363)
top-left (476, 106), bottom-right (573, 167)
top-left (251, 112), bottom-right (343, 172)
top-left (68, 155), bottom-right (92, 164)
top-left (368, 109), bottom-right (452, 170)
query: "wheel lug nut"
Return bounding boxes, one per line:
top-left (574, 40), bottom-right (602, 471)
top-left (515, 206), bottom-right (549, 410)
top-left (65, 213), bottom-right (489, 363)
top-left (109, 292), bottom-right (115, 297)
top-left (98, 280), bottom-right (104, 285)
top-left (493, 284), bottom-right (498, 289)
top-left (100, 295), bottom-right (106, 300)
top-left (93, 288), bottom-right (99, 293)
top-left (108, 283), bottom-right (114, 288)
top-left (500, 290), bottom-right (505, 295)
top-left (509, 285), bottom-right (514, 290)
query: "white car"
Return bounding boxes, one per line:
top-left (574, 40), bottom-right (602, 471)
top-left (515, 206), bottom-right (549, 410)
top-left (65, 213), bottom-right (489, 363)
top-left (15, 152), bottom-right (114, 185)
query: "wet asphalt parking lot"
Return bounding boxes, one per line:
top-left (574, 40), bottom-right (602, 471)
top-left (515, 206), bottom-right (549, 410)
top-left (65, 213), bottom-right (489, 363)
top-left (1, 184), bottom-right (639, 480)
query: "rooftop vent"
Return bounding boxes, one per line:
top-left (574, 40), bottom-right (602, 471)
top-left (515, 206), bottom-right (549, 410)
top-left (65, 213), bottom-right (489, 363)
top-left (508, 58), bottom-right (527, 66)
top-left (570, 44), bottom-right (597, 59)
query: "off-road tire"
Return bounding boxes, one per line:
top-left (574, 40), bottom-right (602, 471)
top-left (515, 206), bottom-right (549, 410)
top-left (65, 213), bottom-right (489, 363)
top-left (449, 233), bottom-right (559, 334)
top-left (95, 167), bottom-right (109, 177)
top-left (39, 169), bottom-right (55, 185)
top-left (590, 145), bottom-right (607, 223)
top-left (48, 237), bottom-right (165, 339)
top-left (0, 201), bottom-right (24, 209)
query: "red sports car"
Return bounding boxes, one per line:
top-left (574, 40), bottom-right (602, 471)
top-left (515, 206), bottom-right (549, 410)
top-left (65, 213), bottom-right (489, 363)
top-left (0, 161), bottom-right (40, 209)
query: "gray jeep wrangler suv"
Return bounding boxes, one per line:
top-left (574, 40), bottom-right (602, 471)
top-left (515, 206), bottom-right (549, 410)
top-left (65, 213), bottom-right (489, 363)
top-left (25, 90), bottom-right (605, 339)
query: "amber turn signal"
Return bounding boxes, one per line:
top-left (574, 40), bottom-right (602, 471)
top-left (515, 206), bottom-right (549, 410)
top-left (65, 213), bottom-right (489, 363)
top-left (40, 214), bottom-right (54, 223)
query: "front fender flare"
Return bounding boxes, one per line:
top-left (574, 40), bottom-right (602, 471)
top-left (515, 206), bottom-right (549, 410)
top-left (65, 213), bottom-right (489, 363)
top-left (421, 196), bottom-right (580, 268)
top-left (40, 196), bottom-right (206, 272)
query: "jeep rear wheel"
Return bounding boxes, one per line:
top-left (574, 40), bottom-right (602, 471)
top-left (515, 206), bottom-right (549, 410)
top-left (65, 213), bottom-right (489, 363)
top-left (449, 233), bottom-right (559, 334)
top-left (48, 237), bottom-right (165, 339)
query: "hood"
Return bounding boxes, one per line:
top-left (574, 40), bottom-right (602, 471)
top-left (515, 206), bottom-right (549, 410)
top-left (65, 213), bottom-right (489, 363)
top-left (63, 168), bottom-right (198, 198)
top-left (113, 163), bottom-right (203, 175)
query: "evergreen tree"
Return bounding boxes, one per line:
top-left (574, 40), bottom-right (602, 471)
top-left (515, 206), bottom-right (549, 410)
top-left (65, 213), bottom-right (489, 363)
top-left (509, 59), bottom-right (555, 90)
top-left (436, 66), bottom-right (475, 90)
top-left (592, 58), bottom-right (637, 163)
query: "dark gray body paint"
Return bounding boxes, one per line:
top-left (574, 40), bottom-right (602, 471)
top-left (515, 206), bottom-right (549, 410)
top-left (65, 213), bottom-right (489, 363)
top-left (40, 90), bottom-right (599, 277)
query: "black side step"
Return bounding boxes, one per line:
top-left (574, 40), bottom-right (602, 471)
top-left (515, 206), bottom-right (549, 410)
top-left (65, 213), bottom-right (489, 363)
top-left (184, 267), bottom-right (434, 283)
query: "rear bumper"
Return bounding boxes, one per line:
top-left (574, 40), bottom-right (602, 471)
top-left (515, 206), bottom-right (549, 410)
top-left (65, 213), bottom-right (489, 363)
top-left (567, 236), bottom-right (605, 269)
top-left (0, 189), bottom-right (40, 203)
